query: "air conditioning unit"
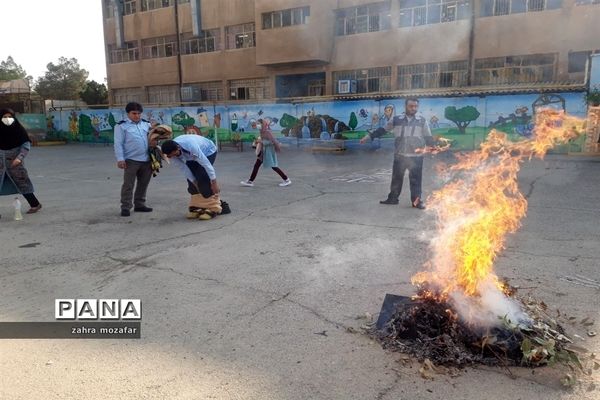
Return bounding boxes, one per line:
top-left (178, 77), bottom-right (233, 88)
top-left (338, 80), bottom-right (357, 94)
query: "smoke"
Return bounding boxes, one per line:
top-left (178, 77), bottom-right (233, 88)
top-left (450, 280), bottom-right (531, 328)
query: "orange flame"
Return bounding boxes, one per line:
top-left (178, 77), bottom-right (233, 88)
top-left (413, 109), bottom-right (584, 299)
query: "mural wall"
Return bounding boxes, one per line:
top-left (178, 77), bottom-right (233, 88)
top-left (47, 91), bottom-right (589, 152)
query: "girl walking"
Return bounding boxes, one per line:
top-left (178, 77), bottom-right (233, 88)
top-left (241, 118), bottom-right (291, 187)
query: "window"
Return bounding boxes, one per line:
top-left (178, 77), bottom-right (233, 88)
top-left (308, 80), bottom-right (325, 97)
top-left (123, 0), bottom-right (137, 15)
top-left (399, 0), bottom-right (470, 27)
top-left (178, 0), bottom-right (190, 3)
top-left (108, 41), bottom-right (140, 64)
top-left (262, 7), bottom-right (310, 30)
top-left (229, 78), bottom-right (270, 100)
top-left (481, 0), bottom-right (561, 16)
top-left (568, 50), bottom-right (600, 73)
top-left (180, 30), bottom-right (220, 55)
top-left (141, 36), bottom-right (178, 59)
top-left (141, 0), bottom-right (173, 11)
top-left (181, 81), bottom-right (223, 102)
top-left (398, 61), bottom-right (468, 89)
top-left (148, 85), bottom-right (180, 104)
top-left (226, 23), bottom-right (255, 49)
top-left (332, 67), bottom-right (391, 94)
top-left (575, 0), bottom-right (600, 4)
top-left (112, 88), bottom-right (145, 105)
top-left (336, 2), bottom-right (391, 35)
top-left (474, 53), bottom-right (557, 85)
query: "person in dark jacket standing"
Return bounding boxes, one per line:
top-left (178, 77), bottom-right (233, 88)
top-left (113, 102), bottom-right (153, 217)
top-left (0, 108), bottom-right (42, 214)
top-left (360, 98), bottom-right (433, 209)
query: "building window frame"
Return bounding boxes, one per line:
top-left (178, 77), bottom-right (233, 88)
top-left (112, 87), bottom-right (146, 105)
top-left (336, 2), bottom-right (391, 36)
top-left (122, 0), bottom-right (137, 15)
top-left (180, 29), bottom-right (221, 55)
top-left (181, 81), bottom-right (224, 102)
top-left (141, 36), bottom-right (178, 59)
top-left (397, 61), bottom-right (469, 90)
top-left (474, 53), bottom-right (557, 85)
top-left (399, 0), bottom-right (470, 27)
top-left (108, 41), bottom-right (140, 64)
top-left (481, 0), bottom-right (561, 16)
top-left (332, 67), bottom-right (392, 94)
top-left (225, 23), bottom-right (256, 50)
top-left (147, 85), bottom-right (180, 104)
top-left (262, 6), bottom-right (310, 30)
top-left (229, 78), bottom-right (271, 100)
top-left (141, 0), bottom-right (174, 12)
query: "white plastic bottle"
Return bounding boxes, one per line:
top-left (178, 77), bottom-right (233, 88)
top-left (13, 198), bottom-right (23, 221)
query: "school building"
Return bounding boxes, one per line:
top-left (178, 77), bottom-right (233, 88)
top-left (101, 0), bottom-right (600, 106)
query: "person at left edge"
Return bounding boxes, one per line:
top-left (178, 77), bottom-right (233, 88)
top-left (113, 102), bottom-right (153, 217)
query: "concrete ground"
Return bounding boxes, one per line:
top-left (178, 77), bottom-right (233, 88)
top-left (0, 144), bottom-right (598, 400)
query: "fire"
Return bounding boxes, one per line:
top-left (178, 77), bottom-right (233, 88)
top-left (413, 109), bottom-right (585, 300)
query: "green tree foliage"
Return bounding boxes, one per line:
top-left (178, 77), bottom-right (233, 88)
top-left (444, 106), bottom-right (481, 134)
top-left (172, 111), bottom-right (196, 128)
top-left (0, 56), bottom-right (32, 86)
top-left (348, 112), bottom-right (358, 130)
top-left (79, 80), bottom-right (108, 105)
top-left (35, 57), bottom-right (89, 100)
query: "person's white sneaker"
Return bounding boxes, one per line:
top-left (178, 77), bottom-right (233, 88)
top-left (278, 179), bottom-right (292, 187)
top-left (240, 180), bottom-right (254, 187)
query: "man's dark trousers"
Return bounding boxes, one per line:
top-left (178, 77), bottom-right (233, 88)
top-left (387, 155), bottom-right (423, 203)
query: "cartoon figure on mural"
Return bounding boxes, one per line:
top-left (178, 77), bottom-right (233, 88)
top-left (231, 113), bottom-right (238, 132)
top-left (197, 108), bottom-right (210, 129)
top-left (69, 111), bottom-right (79, 139)
top-left (91, 114), bottom-right (102, 140)
top-left (172, 110), bottom-right (201, 135)
top-left (369, 104), bottom-right (395, 134)
top-left (430, 115), bottom-right (440, 129)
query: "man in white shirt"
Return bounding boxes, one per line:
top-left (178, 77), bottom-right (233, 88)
top-left (161, 135), bottom-right (230, 218)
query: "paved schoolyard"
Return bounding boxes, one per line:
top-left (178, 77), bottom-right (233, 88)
top-left (0, 144), bottom-right (598, 399)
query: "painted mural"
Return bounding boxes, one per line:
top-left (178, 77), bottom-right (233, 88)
top-left (47, 91), bottom-right (588, 152)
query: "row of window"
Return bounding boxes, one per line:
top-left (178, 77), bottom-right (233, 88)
top-left (108, 24), bottom-right (255, 64)
top-left (112, 49), bottom-right (596, 104)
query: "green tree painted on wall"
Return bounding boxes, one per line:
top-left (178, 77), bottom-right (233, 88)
top-left (444, 106), bottom-right (480, 134)
top-left (348, 112), bottom-right (358, 130)
top-left (78, 114), bottom-right (94, 137)
top-left (279, 113), bottom-right (299, 128)
top-left (109, 113), bottom-right (116, 129)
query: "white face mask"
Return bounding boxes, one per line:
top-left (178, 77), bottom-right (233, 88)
top-left (2, 117), bottom-right (14, 126)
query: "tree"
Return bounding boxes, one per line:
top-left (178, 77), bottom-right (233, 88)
top-left (0, 56), bottom-right (32, 87)
top-left (34, 57), bottom-right (89, 100)
top-left (348, 112), bottom-right (358, 130)
top-left (444, 106), bottom-right (480, 134)
top-left (79, 80), bottom-right (108, 105)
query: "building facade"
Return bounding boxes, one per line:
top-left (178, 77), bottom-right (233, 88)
top-left (101, 0), bottom-right (600, 106)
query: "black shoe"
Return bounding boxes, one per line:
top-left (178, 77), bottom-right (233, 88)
top-left (220, 200), bottom-right (231, 215)
top-left (134, 206), bottom-right (153, 212)
top-left (121, 209), bottom-right (130, 217)
top-left (412, 199), bottom-right (425, 210)
top-left (379, 198), bottom-right (399, 205)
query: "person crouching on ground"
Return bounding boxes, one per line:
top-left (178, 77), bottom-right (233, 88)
top-left (161, 135), bottom-right (230, 220)
top-left (240, 118), bottom-right (291, 187)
